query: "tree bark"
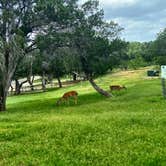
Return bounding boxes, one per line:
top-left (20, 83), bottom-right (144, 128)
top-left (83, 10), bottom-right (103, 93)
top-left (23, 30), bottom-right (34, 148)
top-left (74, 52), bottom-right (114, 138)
top-left (15, 79), bottom-right (20, 95)
top-left (72, 72), bottom-right (77, 81)
top-left (57, 77), bottom-right (62, 88)
top-left (15, 79), bottom-right (28, 95)
top-left (0, 96), bottom-right (7, 112)
top-left (0, 73), bottom-right (10, 111)
top-left (28, 75), bottom-right (34, 91)
top-left (88, 77), bottom-right (112, 97)
top-left (10, 84), bottom-right (14, 95)
top-left (0, 84), bottom-right (7, 112)
top-left (0, 65), bottom-right (15, 111)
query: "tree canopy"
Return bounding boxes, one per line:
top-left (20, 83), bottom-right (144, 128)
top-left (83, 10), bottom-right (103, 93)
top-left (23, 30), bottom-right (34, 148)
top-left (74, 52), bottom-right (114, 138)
top-left (0, 0), bottom-right (124, 111)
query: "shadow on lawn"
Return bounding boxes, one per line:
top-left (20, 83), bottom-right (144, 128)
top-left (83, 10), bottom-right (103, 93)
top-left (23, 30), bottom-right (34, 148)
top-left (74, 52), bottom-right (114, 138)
top-left (9, 87), bottom-right (61, 97)
top-left (7, 92), bottom-right (107, 114)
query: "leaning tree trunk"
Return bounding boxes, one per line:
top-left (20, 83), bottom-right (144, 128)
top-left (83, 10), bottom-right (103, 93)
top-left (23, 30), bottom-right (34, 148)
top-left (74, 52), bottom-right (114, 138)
top-left (88, 77), bottom-right (112, 97)
top-left (57, 77), bottom-right (62, 88)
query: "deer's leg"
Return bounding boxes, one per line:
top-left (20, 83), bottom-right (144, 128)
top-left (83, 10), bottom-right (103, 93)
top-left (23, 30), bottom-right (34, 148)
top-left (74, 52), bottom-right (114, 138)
top-left (74, 96), bottom-right (77, 104)
top-left (65, 98), bottom-right (69, 105)
top-left (64, 98), bottom-right (67, 105)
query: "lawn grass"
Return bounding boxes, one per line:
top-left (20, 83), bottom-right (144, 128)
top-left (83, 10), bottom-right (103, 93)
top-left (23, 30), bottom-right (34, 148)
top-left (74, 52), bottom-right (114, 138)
top-left (1, 67), bottom-right (166, 165)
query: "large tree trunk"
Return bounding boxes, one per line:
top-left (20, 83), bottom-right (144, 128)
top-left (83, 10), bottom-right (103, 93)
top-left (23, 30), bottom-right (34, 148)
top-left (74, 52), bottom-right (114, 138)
top-left (57, 77), bottom-right (62, 88)
top-left (0, 37), bottom-right (25, 111)
top-left (0, 84), bottom-right (7, 112)
top-left (0, 95), bottom-right (7, 112)
top-left (0, 1), bottom-right (38, 111)
top-left (88, 77), bottom-right (112, 97)
top-left (0, 70), bottom-right (16, 111)
top-left (0, 75), bottom-right (10, 111)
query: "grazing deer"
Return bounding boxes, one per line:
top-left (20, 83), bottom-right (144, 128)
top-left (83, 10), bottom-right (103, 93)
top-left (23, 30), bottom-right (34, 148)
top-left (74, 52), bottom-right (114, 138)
top-left (110, 85), bottom-right (126, 91)
top-left (56, 91), bottom-right (78, 105)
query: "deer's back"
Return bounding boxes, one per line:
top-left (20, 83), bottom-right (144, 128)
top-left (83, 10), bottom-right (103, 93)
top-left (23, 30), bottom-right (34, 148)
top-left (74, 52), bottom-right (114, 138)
top-left (110, 85), bottom-right (125, 90)
top-left (63, 91), bottom-right (78, 98)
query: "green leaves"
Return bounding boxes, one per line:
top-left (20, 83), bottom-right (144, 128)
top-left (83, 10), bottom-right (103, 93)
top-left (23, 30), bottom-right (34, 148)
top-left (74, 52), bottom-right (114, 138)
top-left (72, 1), bottom-right (123, 77)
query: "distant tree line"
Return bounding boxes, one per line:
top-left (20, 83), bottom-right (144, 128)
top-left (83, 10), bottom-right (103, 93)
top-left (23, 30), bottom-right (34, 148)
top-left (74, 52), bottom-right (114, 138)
top-left (117, 28), bottom-right (166, 70)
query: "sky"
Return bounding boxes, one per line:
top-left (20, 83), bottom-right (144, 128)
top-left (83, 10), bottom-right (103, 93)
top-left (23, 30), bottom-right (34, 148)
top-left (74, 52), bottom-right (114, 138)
top-left (80, 0), bottom-right (166, 42)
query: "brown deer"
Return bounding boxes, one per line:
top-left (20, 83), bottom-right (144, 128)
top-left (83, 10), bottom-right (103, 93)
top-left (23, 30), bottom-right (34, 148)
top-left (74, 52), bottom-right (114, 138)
top-left (56, 91), bottom-right (78, 105)
top-left (110, 85), bottom-right (126, 91)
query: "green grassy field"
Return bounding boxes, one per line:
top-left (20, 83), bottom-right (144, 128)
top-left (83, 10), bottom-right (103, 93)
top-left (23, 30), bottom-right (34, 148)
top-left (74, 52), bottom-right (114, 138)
top-left (1, 67), bottom-right (166, 166)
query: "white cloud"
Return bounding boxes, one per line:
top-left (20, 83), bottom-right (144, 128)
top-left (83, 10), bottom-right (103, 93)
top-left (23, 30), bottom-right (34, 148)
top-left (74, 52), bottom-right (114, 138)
top-left (79, 0), bottom-right (138, 8)
top-left (99, 0), bottom-right (138, 8)
top-left (79, 0), bottom-right (166, 41)
top-left (111, 17), bottom-right (166, 42)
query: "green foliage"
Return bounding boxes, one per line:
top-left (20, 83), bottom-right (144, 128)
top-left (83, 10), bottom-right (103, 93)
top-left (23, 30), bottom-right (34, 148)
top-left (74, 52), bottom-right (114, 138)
top-left (127, 42), bottom-right (143, 59)
top-left (73, 1), bottom-right (122, 78)
top-left (152, 28), bottom-right (166, 65)
top-left (78, 36), bottom-right (112, 76)
top-left (125, 42), bottom-right (151, 69)
top-left (47, 49), bottom-right (66, 78)
top-left (128, 56), bottom-right (147, 69)
top-left (0, 68), bottom-right (166, 165)
top-left (141, 41), bottom-right (155, 63)
top-left (156, 28), bottom-right (166, 54)
top-left (13, 55), bottom-right (32, 80)
top-left (34, 0), bottom-right (81, 79)
top-left (35, 0), bottom-right (123, 88)
top-left (109, 38), bottom-right (129, 69)
top-left (154, 56), bottom-right (166, 66)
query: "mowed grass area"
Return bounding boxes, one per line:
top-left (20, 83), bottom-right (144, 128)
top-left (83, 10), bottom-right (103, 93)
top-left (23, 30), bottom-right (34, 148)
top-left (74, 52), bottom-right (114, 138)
top-left (1, 67), bottom-right (166, 166)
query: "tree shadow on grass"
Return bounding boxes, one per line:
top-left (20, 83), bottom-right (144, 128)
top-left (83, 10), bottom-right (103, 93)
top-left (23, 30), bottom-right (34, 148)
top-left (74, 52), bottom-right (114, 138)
top-left (9, 87), bottom-right (60, 97)
top-left (7, 92), bottom-right (108, 114)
